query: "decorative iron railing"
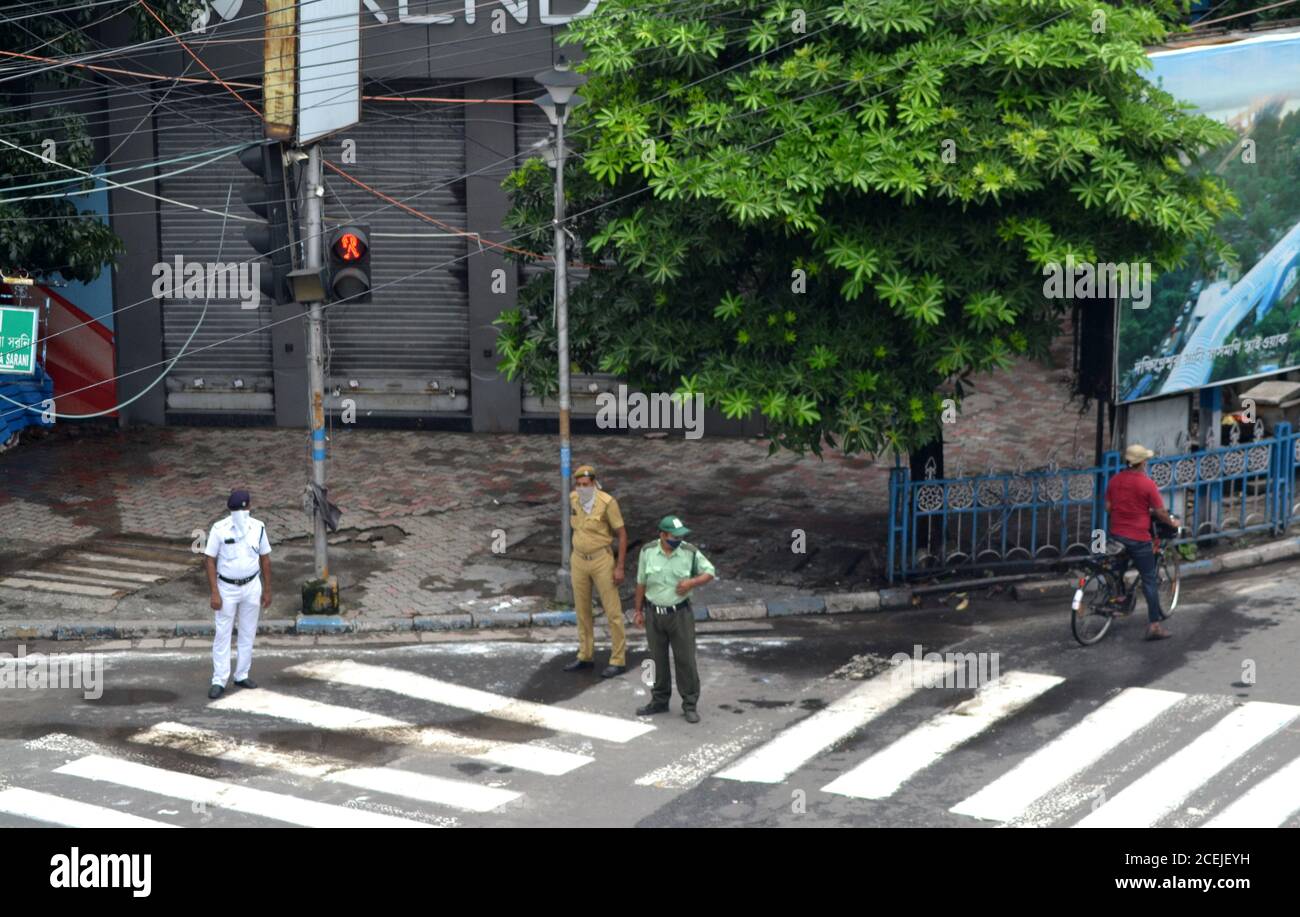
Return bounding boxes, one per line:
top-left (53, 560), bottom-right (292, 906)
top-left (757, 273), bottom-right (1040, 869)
top-left (887, 422), bottom-right (1297, 582)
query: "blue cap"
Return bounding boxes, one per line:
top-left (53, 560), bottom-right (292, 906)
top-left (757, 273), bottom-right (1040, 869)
top-left (227, 489), bottom-right (251, 510)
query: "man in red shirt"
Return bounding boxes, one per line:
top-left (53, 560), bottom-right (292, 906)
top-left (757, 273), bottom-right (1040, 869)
top-left (1104, 444), bottom-right (1181, 640)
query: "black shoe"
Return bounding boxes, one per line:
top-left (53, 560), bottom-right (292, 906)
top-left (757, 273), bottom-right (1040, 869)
top-left (562, 659), bottom-right (594, 672)
top-left (636, 702), bottom-right (670, 716)
top-left (601, 665), bottom-right (627, 678)
top-left (234, 678), bottom-right (258, 689)
top-left (208, 684), bottom-right (224, 700)
top-left (683, 709), bottom-right (701, 724)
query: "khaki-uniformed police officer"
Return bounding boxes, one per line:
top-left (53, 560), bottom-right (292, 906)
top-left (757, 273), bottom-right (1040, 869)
top-left (564, 464), bottom-right (629, 678)
top-left (634, 515), bottom-right (715, 723)
top-left (203, 489), bottom-right (272, 699)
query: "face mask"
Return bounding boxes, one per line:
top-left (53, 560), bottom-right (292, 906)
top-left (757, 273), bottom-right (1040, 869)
top-left (576, 485), bottom-right (595, 499)
top-left (231, 509), bottom-right (250, 530)
top-left (665, 537), bottom-right (682, 549)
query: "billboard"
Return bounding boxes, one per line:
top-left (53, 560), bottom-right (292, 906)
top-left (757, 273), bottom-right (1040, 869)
top-left (1116, 30), bottom-right (1300, 404)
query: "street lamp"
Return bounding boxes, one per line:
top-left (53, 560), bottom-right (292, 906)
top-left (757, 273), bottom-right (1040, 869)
top-left (534, 55), bottom-right (587, 604)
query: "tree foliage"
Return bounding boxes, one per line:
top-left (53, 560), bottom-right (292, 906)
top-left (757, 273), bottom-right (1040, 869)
top-left (1, 1), bottom-right (193, 283)
top-left (498, 0), bottom-right (1237, 456)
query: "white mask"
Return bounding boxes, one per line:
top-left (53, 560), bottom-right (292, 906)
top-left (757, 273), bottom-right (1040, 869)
top-left (231, 509), bottom-right (250, 533)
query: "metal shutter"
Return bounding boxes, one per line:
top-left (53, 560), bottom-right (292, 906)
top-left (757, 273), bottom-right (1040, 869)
top-left (319, 90), bottom-right (470, 415)
top-left (155, 94), bottom-right (272, 414)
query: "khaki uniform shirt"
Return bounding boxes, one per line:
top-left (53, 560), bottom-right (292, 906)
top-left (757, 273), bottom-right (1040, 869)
top-left (637, 541), bottom-right (716, 608)
top-left (570, 490), bottom-right (625, 555)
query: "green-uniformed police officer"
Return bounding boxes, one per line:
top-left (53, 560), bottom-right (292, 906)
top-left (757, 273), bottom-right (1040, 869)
top-left (633, 514), bottom-right (716, 723)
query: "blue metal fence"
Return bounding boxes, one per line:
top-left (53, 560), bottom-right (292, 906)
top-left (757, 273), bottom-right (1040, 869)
top-left (887, 422), bottom-right (1298, 582)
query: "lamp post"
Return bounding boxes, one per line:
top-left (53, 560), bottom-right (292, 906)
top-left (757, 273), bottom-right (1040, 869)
top-left (533, 56), bottom-right (586, 603)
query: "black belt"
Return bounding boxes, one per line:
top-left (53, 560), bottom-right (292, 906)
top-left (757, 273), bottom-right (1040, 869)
top-left (218, 571), bottom-right (259, 586)
top-left (651, 600), bottom-right (690, 615)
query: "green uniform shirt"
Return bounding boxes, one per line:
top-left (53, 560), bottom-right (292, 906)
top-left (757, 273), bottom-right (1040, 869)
top-left (637, 540), bottom-right (715, 608)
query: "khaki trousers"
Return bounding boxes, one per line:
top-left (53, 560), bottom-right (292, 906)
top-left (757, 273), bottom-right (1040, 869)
top-left (570, 549), bottom-right (625, 666)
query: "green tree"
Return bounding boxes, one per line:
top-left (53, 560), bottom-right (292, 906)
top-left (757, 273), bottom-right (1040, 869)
top-left (1, 1), bottom-right (193, 283)
top-left (497, 0), bottom-right (1236, 456)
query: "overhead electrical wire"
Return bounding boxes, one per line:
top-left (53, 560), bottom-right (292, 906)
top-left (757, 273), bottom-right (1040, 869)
top-left (3, 0), bottom-right (1082, 385)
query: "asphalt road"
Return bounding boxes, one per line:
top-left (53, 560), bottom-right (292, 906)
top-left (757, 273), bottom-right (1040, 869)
top-left (1, 560), bottom-right (1298, 828)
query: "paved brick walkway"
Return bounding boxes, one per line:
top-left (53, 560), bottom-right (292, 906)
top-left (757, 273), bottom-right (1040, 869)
top-left (0, 333), bottom-right (1106, 619)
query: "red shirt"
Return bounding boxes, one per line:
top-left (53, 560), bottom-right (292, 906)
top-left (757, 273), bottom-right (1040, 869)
top-left (1106, 468), bottom-right (1165, 542)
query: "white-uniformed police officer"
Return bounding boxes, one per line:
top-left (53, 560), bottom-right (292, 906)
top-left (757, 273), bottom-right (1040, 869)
top-left (204, 489), bottom-right (272, 699)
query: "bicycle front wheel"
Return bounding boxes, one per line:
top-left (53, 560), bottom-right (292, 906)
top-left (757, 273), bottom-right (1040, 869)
top-left (1157, 550), bottom-right (1180, 619)
top-left (1071, 571), bottom-right (1115, 646)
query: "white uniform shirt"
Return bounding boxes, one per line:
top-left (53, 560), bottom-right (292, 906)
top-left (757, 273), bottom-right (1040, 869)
top-left (204, 515), bottom-right (271, 580)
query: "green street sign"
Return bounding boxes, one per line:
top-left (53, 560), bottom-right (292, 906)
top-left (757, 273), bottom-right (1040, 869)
top-left (0, 306), bottom-right (39, 375)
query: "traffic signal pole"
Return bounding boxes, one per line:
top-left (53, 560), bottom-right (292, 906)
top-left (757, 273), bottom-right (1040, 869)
top-left (303, 143), bottom-right (329, 581)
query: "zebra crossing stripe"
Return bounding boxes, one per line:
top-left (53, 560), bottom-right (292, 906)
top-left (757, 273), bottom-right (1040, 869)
top-left (286, 658), bottom-right (654, 743)
top-left (70, 552), bottom-right (193, 572)
top-left (0, 786), bottom-right (175, 828)
top-left (1075, 701), bottom-right (1300, 828)
top-left (950, 687), bottom-right (1185, 823)
top-left (714, 658), bottom-right (955, 784)
top-left (1202, 755), bottom-right (1300, 828)
top-left (17, 570), bottom-right (155, 589)
top-left (46, 565), bottom-right (164, 583)
top-left (212, 689), bottom-right (592, 776)
top-left (54, 754), bottom-right (431, 828)
top-left (130, 722), bottom-right (520, 813)
top-left (822, 671), bottom-right (1065, 800)
top-left (0, 578), bottom-right (120, 596)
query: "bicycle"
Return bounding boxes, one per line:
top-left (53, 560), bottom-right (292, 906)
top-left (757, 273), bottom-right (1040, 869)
top-left (1070, 520), bottom-right (1182, 646)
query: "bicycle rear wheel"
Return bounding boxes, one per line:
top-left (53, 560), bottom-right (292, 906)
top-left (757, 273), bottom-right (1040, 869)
top-left (1071, 571), bottom-right (1116, 646)
top-left (1157, 550), bottom-right (1180, 619)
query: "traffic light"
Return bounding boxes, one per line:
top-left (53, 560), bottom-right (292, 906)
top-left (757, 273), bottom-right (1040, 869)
top-left (328, 225), bottom-right (371, 303)
top-left (238, 142), bottom-right (294, 305)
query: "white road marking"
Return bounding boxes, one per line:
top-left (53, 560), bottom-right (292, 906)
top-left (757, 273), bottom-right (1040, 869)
top-left (0, 786), bottom-right (175, 827)
top-left (70, 552), bottom-right (194, 572)
top-left (48, 564), bottom-right (164, 583)
top-left (635, 735), bottom-right (759, 789)
top-left (714, 658), bottom-right (954, 784)
top-left (950, 687), bottom-right (1185, 822)
top-left (1202, 755), bottom-right (1300, 827)
top-left (212, 689), bottom-right (592, 775)
top-left (822, 671), bottom-right (1065, 800)
top-left (20, 570), bottom-right (157, 589)
top-left (0, 578), bottom-right (120, 596)
top-left (1075, 701), bottom-right (1300, 828)
top-left (130, 722), bottom-right (519, 813)
top-left (286, 658), bottom-right (653, 743)
top-left (54, 754), bottom-right (430, 828)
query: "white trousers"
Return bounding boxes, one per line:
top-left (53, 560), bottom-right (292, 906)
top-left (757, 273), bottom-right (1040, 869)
top-left (212, 577), bottom-right (261, 685)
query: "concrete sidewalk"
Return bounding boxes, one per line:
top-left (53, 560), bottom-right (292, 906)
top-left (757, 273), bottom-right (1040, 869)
top-left (0, 337), bottom-right (1100, 627)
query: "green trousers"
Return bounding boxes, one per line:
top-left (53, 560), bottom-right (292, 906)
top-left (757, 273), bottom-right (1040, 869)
top-left (645, 602), bottom-right (699, 711)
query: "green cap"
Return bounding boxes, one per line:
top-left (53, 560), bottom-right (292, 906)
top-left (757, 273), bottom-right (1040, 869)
top-left (658, 514), bottom-right (691, 536)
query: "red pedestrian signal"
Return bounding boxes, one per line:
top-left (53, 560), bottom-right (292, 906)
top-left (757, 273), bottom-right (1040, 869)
top-left (327, 225), bottom-right (371, 303)
top-left (334, 231), bottom-right (366, 262)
